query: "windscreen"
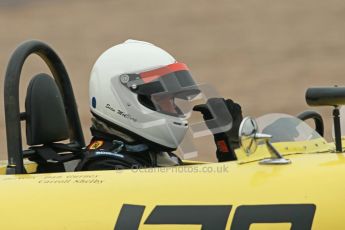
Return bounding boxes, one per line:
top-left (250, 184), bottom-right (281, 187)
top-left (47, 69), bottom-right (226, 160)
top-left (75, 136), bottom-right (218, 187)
top-left (257, 113), bottom-right (321, 143)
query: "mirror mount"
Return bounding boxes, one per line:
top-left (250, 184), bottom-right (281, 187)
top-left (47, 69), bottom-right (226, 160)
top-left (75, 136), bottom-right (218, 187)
top-left (239, 117), bottom-right (291, 165)
top-left (259, 137), bottom-right (291, 165)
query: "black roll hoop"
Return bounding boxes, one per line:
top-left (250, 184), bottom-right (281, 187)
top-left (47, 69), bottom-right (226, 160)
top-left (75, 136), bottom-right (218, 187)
top-left (4, 40), bottom-right (85, 174)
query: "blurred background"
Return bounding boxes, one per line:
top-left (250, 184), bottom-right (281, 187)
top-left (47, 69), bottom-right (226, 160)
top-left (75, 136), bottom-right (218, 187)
top-left (1, 0), bottom-right (345, 160)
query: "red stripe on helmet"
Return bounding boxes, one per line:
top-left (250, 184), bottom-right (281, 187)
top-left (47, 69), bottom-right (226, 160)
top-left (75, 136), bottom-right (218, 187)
top-left (140, 62), bottom-right (189, 83)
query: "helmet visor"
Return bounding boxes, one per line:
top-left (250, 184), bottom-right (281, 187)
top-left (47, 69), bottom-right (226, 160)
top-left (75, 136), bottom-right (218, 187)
top-left (121, 62), bottom-right (200, 117)
top-left (150, 88), bottom-right (201, 117)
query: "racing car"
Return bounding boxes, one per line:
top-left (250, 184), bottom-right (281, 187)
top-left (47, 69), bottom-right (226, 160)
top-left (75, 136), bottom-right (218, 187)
top-left (0, 40), bottom-right (345, 229)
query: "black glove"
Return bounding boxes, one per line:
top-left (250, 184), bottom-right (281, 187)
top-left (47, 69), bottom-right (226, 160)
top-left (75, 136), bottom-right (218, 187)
top-left (193, 98), bottom-right (243, 162)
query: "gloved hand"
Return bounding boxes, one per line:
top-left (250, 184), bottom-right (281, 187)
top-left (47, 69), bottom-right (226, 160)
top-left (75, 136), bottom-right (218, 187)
top-left (193, 98), bottom-right (243, 162)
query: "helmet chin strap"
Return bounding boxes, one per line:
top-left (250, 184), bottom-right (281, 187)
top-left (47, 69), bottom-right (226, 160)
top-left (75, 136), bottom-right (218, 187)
top-left (91, 117), bottom-right (136, 143)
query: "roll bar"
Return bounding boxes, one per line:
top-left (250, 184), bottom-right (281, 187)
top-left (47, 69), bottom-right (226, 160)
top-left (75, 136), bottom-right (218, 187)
top-left (4, 40), bottom-right (85, 174)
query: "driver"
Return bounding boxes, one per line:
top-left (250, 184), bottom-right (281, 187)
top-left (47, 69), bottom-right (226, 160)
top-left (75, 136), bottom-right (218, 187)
top-left (76, 40), bottom-right (242, 171)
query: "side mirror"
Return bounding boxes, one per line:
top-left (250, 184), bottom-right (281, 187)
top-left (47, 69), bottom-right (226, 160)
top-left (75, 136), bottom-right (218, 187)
top-left (238, 117), bottom-right (260, 155)
top-left (238, 117), bottom-right (291, 165)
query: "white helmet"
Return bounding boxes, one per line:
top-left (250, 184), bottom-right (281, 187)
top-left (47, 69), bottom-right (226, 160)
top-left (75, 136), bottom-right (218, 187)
top-left (89, 40), bottom-right (200, 150)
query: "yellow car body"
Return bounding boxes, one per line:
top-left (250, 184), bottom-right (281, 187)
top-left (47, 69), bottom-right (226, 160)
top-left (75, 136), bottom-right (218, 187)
top-left (0, 138), bottom-right (343, 229)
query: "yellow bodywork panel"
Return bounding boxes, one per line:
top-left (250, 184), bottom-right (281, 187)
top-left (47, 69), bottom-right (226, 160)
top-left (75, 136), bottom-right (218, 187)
top-left (0, 148), bottom-right (343, 229)
top-left (235, 137), bottom-right (331, 163)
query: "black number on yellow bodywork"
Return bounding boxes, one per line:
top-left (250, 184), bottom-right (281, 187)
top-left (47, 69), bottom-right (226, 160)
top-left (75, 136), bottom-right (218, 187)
top-left (145, 205), bottom-right (232, 229)
top-left (114, 203), bottom-right (316, 229)
top-left (114, 205), bottom-right (231, 230)
top-left (114, 204), bottom-right (145, 230)
top-left (231, 204), bottom-right (316, 230)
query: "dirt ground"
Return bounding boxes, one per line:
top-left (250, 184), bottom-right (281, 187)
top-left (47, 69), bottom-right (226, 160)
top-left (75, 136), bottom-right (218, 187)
top-left (1, 0), bottom-right (345, 161)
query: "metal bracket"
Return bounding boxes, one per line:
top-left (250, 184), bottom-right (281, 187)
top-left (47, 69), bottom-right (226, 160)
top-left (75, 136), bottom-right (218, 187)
top-left (259, 140), bottom-right (291, 165)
